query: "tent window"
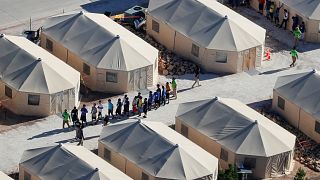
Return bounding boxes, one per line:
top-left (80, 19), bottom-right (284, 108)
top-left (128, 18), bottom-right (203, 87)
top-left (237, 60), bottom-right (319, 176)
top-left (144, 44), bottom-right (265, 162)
top-left (216, 51), bottom-right (228, 63)
top-left (83, 63), bottom-right (90, 75)
top-left (152, 20), bottom-right (159, 33)
top-left (24, 171), bottom-right (31, 180)
top-left (142, 172), bottom-right (149, 180)
top-left (106, 72), bottom-right (118, 83)
top-left (5, 85), bottom-right (12, 98)
top-left (46, 38), bottom-right (53, 52)
top-left (181, 124), bottom-right (188, 137)
top-left (220, 148), bottom-right (228, 162)
top-left (191, 44), bottom-right (199, 57)
top-left (244, 158), bottom-right (256, 169)
top-left (315, 122), bottom-right (320, 134)
top-left (104, 148), bottom-right (111, 161)
top-left (278, 96), bottom-right (285, 110)
top-left (28, 94), bottom-right (40, 106)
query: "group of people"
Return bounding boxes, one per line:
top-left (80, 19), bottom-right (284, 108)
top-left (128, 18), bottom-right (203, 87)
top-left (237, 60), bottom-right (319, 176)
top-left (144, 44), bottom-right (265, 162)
top-left (257, 0), bottom-right (304, 67)
top-left (60, 78), bottom-right (179, 145)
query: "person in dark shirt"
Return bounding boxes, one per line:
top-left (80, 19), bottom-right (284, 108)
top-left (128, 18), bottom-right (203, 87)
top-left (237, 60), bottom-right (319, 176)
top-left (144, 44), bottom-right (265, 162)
top-left (70, 106), bottom-right (78, 126)
top-left (80, 104), bottom-right (88, 126)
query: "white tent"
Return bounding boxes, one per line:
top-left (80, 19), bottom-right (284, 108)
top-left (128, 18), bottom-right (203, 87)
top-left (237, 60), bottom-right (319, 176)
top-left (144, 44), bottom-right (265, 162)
top-left (0, 35), bottom-right (80, 116)
top-left (273, 70), bottom-right (320, 142)
top-left (0, 171), bottom-right (13, 180)
top-left (41, 12), bottom-right (158, 92)
top-left (99, 119), bottom-right (218, 180)
top-left (148, 0), bottom-right (265, 52)
top-left (176, 97), bottom-right (296, 178)
top-left (280, 0), bottom-right (320, 21)
top-left (19, 144), bottom-right (132, 180)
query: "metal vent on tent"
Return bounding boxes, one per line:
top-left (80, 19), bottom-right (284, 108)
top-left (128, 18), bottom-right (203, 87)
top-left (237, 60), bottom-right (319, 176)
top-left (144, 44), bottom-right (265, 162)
top-left (37, 58), bottom-right (42, 61)
top-left (254, 120), bottom-right (258, 124)
top-left (174, 144), bottom-right (179, 147)
top-left (0, 34), bottom-right (4, 38)
top-left (116, 35), bottom-right (120, 38)
top-left (80, 11), bottom-right (83, 14)
top-left (214, 96), bottom-right (219, 100)
top-left (312, 69), bottom-right (317, 73)
top-left (95, 168), bottom-right (99, 172)
top-left (224, 15), bottom-right (228, 19)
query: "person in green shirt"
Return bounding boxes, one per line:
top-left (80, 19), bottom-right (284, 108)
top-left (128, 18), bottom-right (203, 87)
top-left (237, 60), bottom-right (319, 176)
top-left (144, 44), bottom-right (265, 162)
top-left (290, 46), bottom-right (298, 67)
top-left (171, 77), bottom-right (177, 99)
top-left (293, 27), bottom-right (301, 47)
top-left (62, 109), bottom-right (71, 128)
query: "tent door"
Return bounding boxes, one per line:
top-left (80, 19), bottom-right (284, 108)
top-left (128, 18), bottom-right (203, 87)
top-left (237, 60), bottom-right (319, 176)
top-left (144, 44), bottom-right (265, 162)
top-left (134, 70), bottom-right (140, 90)
top-left (140, 68), bottom-right (147, 90)
top-left (242, 49), bottom-right (256, 71)
top-left (63, 90), bottom-right (69, 110)
top-left (249, 47), bottom-right (256, 69)
top-left (242, 50), bottom-right (250, 71)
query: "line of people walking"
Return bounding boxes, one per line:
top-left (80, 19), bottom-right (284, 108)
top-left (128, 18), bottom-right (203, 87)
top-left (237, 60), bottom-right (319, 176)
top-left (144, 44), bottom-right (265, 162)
top-left (60, 78), bottom-right (179, 144)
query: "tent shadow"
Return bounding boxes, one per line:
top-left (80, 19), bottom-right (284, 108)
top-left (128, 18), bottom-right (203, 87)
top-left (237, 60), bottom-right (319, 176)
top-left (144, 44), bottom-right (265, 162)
top-left (247, 99), bottom-right (272, 110)
top-left (0, 108), bottom-right (41, 126)
top-left (259, 67), bottom-right (290, 75)
top-left (80, 0), bottom-right (149, 14)
top-left (28, 128), bottom-right (72, 140)
top-left (55, 135), bottom-right (100, 144)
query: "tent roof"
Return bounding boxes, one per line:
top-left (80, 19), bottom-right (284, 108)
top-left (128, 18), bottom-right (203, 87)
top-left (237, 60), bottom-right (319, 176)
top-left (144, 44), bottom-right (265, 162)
top-left (0, 35), bottom-right (79, 94)
top-left (274, 70), bottom-right (320, 122)
top-left (148, 0), bottom-right (266, 52)
top-left (0, 171), bottom-right (13, 180)
top-left (20, 144), bottom-right (132, 180)
top-left (43, 12), bottom-right (158, 71)
top-left (280, 0), bottom-right (320, 21)
top-left (99, 119), bottom-right (218, 179)
top-left (176, 97), bottom-right (296, 157)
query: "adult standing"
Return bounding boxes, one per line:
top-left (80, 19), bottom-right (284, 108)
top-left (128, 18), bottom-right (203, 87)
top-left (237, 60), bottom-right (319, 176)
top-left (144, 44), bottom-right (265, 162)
top-left (137, 96), bottom-right (143, 116)
top-left (279, 9), bottom-right (289, 30)
top-left (107, 99), bottom-right (114, 119)
top-left (77, 124), bottom-right (84, 146)
top-left (115, 98), bottom-right (122, 118)
top-left (80, 104), bottom-right (88, 126)
top-left (161, 85), bottom-right (166, 106)
top-left (143, 98), bottom-right (148, 118)
top-left (265, 0), bottom-right (271, 19)
top-left (269, 1), bottom-right (275, 22)
top-left (165, 82), bottom-right (171, 104)
top-left (71, 106), bottom-right (78, 126)
top-left (299, 22), bottom-right (306, 44)
top-left (91, 103), bottom-right (98, 125)
top-left (289, 46), bottom-right (298, 67)
top-left (191, 66), bottom-right (201, 88)
top-left (171, 77), bottom-right (177, 99)
top-left (97, 100), bottom-right (104, 120)
top-left (258, 0), bottom-right (265, 14)
top-left (291, 15), bottom-right (299, 32)
top-left (123, 97), bottom-right (130, 117)
top-left (62, 109), bottom-right (71, 128)
top-left (156, 84), bottom-right (161, 107)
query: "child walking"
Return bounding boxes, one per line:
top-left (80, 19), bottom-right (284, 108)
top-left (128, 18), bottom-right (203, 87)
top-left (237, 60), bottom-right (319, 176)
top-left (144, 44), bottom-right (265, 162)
top-left (290, 46), bottom-right (298, 67)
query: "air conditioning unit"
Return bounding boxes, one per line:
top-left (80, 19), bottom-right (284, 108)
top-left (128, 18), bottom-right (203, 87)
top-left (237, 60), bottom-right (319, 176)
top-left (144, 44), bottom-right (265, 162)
top-left (123, 5), bottom-right (146, 24)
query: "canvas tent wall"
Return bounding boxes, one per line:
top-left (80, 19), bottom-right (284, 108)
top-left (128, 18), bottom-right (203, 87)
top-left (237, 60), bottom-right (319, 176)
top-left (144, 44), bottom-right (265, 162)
top-left (273, 70), bottom-right (320, 143)
top-left (98, 119), bottom-right (219, 180)
top-left (250, 0), bottom-right (320, 43)
top-left (0, 171), bottom-right (13, 180)
top-left (19, 144), bottom-right (132, 180)
top-left (146, 0), bottom-right (266, 74)
top-left (175, 97), bottom-right (296, 179)
top-left (41, 12), bottom-right (159, 93)
top-left (0, 35), bottom-right (80, 116)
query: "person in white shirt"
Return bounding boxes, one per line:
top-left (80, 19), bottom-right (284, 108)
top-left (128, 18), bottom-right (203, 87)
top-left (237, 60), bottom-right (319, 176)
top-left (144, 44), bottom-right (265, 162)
top-left (279, 9), bottom-right (289, 30)
top-left (97, 100), bottom-right (104, 120)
